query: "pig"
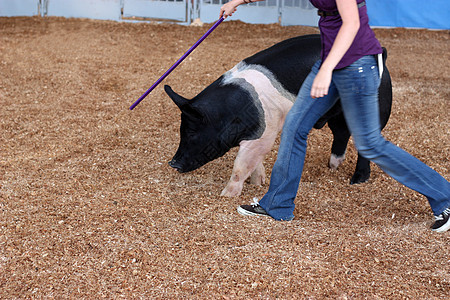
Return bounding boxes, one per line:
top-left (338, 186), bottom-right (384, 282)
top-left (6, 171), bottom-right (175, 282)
top-left (165, 34), bottom-right (392, 197)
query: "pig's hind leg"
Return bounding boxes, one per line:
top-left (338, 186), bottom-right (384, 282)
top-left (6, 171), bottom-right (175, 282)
top-left (327, 113), bottom-right (350, 170)
top-left (328, 113), bottom-right (371, 184)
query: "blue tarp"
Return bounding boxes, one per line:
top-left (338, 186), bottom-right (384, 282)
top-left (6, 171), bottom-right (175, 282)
top-left (366, 0), bottom-right (450, 30)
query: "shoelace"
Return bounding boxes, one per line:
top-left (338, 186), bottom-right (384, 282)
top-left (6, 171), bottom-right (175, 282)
top-left (250, 197), bottom-right (260, 207)
top-left (435, 208), bottom-right (450, 221)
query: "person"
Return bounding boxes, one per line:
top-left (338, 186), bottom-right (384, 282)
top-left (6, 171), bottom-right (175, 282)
top-left (219, 0), bottom-right (450, 232)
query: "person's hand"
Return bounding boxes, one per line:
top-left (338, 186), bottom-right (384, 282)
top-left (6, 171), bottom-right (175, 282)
top-left (220, 0), bottom-right (239, 19)
top-left (311, 68), bottom-right (332, 99)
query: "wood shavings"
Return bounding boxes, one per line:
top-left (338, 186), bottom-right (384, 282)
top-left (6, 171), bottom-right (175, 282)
top-left (0, 17), bottom-right (448, 298)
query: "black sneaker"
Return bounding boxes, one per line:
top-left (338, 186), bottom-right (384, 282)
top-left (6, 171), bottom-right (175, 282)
top-left (431, 208), bottom-right (450, 232)
top-left (237, 199), bottom-right (270, 218)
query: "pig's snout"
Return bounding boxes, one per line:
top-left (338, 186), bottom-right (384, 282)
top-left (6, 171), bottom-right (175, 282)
top-left (168, 159), bottom-right (184, 172)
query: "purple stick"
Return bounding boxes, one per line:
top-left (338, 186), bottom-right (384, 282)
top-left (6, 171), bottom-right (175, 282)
top-left (129, 17), bottom-right (225, 110)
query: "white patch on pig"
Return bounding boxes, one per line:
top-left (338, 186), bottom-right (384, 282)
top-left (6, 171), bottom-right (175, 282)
top-left (223, 61), bottom-right (296, 102)
top-left (329, 153), bottom-right (346, 170)
top-left (220, 62), bottom-right (296, 197)
top-left (222, 61), bottom-right (295, 132)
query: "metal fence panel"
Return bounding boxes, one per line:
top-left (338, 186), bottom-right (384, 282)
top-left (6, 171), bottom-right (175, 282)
top-left (0, 0), bottom-right (40, 16)
top-left (46, 0), bottom-right (122, 21)
top-left (280, 0), bottom-right (318, 26)
top-left (200, 0), bottom-right (280, 24)
top-left (123, 0), bottom-right (189, 22)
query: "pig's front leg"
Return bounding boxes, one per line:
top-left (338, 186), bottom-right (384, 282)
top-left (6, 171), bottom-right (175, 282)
top-left (220, 138), bottom-right (275, 197)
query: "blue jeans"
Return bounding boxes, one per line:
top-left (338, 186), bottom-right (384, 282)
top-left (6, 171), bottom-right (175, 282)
top-left (259, 56), bottom-right (450, 221)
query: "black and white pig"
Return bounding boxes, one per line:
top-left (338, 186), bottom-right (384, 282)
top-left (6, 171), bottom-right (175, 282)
top-left (165, 34), bottom-right (392, 197)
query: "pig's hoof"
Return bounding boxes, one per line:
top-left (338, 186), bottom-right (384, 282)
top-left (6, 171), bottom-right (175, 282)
top-left (220, 186), bottom-right (243, 197)
top-left (249, 174), bottom-right (265, 185)
top-left (249, 163), bottom-right (265, 185)
top-left (350, 170), bottom-right (370, 185)
top-left (329, 153), bottom-right (345, 170)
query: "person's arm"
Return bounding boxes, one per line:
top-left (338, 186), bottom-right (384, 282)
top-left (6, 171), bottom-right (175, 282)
top-left (220, 0), bottom-right (265, 19)
top-left (311, 0), bottom-right (360, 99)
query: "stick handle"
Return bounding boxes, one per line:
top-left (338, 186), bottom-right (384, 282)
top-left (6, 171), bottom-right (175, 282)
top-left (129, 17), bottom-right (225, 110)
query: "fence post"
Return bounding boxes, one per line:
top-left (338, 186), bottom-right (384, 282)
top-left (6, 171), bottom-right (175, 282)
top-left (39, 0), bottom-right (48, 16)
top-left (193, 0), bottom-right (200, 21)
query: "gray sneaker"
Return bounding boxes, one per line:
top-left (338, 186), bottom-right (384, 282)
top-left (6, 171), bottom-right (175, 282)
top-left (431, 207), bottom-right (450, 232)
top-left (237, 198), bottom-right (270, 218)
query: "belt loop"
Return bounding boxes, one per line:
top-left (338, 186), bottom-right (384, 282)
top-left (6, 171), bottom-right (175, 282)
top-left (377, 53), bottom-right (383, 79)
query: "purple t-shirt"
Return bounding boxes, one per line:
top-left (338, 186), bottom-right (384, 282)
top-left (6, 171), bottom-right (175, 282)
top-left (309, 0), bottom-right (382, 69)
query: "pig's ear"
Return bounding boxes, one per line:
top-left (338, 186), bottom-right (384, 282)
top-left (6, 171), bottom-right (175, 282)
top-left (164, 85), bottom-right (189, 109)
top-left (164, 85), bottom-right (203, 120)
